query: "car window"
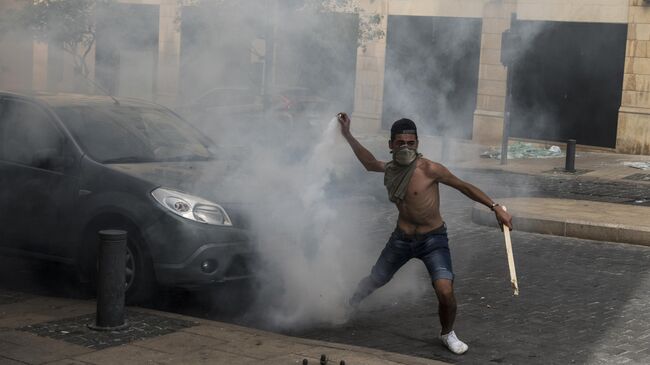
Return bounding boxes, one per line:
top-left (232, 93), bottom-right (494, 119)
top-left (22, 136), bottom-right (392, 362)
top-left (54, 105), bottom-right (213, 163)
top-left (0, 99), bottom-right (64, 169)
top-left (197, 89), bottom-right (256, 107)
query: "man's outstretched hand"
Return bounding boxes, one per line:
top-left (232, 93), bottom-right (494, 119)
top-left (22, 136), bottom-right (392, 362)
top-left (337, 112), bottom-right (351, 137)
top-left (495, 206), bottom-right (513, 231)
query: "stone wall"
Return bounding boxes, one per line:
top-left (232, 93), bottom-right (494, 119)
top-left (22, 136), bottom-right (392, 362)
top-left (351, 0), bottom-right (389, 133)
top-left (617, 1), bottom-right (650, 154)
top-left (155, 0), bottom-right (181, 106)
top-left (0, 0), bottom-right (33, 91)
top-left (471, 0), bottom-right (515, 144)
top-left (516, 0), bottom-right (628, 23)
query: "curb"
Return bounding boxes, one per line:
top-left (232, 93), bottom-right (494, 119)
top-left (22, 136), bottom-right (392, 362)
top-left (471, 200), bottom-right (650, 246)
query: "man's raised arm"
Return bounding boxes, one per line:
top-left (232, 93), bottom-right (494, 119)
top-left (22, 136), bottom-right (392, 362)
top-left (337, 112), bottom-right (385, 173)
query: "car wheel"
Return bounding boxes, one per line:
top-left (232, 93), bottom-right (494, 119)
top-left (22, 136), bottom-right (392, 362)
top-left (124, 234), bottom-right (157, 305)
top-left (83, 226), bottom-right (157, 305)
top-left (125, 244), bottom-right (135, 292)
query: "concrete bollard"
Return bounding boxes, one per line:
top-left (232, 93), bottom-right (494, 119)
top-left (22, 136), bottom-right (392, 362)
top-left (88, 230), bottom-right (129, 331)
top-left (565, 139), bottom-right (576, 173)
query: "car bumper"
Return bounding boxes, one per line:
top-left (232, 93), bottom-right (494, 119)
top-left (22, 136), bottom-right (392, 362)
top-left (153, 241), bottom-right (255, 288)
top-left (143, 212), bottom-right (256, 288)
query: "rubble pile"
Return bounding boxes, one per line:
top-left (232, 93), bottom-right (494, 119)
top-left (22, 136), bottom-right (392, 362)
top-left (623, 161), bottom-right (650, 170)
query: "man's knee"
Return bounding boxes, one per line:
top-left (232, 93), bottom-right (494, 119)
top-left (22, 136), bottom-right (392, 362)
top-left (350, 274), bottom-right (388, 306)
top-left (369, 272), bottom-right (392, 289)
top-left (356, 273), bottom-right (388, 295)
top-left (370, 265), bottom-right (395, 288)
top-left (433, 279), bottom-right (455, 304)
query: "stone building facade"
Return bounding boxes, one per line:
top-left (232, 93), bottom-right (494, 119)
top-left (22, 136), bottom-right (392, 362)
top-left (3, 0), bottom-right (650, 154)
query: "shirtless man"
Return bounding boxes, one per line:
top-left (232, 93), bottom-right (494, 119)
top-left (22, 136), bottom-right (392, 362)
top-left (338, 113), bottom-right (513, 355)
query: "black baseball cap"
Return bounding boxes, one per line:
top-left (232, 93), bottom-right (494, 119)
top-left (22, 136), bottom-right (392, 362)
top-left (390, 118), bottom-right (418, 140)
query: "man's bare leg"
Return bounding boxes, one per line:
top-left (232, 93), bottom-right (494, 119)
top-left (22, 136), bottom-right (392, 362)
top-left (434, 279), bottom-right (468, 354)
top-left (433, 279), bottom-right (457, 334)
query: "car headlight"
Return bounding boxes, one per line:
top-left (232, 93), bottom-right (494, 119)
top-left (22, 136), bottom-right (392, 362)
top-left (151, 188), bottom-right (232, 226)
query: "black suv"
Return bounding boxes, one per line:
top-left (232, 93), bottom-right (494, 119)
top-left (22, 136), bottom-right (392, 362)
top-left (0, 92), bottom-right (254, 303)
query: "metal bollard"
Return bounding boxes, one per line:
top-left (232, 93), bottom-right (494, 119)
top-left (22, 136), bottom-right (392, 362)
top-left (88, 230), bottom-right (129, 331)
top-left (565, 139), bottom-right (576, 173)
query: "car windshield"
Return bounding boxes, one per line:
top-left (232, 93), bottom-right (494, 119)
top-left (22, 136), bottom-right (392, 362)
top-left (55, 105), bottom-right (213, 163)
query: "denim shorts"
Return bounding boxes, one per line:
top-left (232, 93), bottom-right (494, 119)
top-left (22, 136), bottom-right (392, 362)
top-left (370, 223), bottom-right (454, 284)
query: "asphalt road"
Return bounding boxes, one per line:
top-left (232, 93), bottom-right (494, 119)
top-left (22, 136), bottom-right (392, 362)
top-left (2, 169), bottom-right (650, 364)
top-left (290, 197), bottom-right (650, 365)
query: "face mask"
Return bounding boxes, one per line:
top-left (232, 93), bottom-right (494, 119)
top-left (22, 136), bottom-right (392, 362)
top-left (393, 145), bottom-right (418, 166)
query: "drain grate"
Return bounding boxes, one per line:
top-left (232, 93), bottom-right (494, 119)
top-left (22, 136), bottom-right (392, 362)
top-left (623, 173), bottom-right (650, 182)
top-left (19, 310), bottom-right (198, 349)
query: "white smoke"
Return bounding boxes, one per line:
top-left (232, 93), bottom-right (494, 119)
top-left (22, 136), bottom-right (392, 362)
top-left (210, 116), bottom-right (426, 329)
top-left (219, 118), bottom-right (362, 328)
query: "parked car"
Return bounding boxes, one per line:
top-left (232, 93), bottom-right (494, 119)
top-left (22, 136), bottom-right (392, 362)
top-left (175, 86), bottom-right (332, 139)
top-left (264, 86), bottom-right (333, 123)
top-left (0, 91), bottom-right (255, 303)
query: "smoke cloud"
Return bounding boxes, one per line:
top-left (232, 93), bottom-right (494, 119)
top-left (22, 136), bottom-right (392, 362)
top-left (201, 116), bottom-right (429, 330)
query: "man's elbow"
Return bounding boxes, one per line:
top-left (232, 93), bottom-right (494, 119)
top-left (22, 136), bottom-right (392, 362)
top-left (361, 160), bottom-right (376, 171)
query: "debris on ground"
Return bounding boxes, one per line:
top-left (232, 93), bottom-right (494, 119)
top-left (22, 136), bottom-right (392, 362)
top-left (481, 142), bottom-right (564, 160)
top-left (623, 161), bottom-right (650, 170)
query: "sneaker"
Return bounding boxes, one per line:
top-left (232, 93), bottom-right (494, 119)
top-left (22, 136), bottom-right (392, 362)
top-left (440, 330), bottom-right (468, 355)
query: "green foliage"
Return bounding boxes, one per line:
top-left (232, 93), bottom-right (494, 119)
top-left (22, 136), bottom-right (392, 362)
top-left (6, 0), bottom-right (116, 78)
top-left (22, 0), bottom-right (97, 47)
top-left (298, 0), bottom-right (386, 49)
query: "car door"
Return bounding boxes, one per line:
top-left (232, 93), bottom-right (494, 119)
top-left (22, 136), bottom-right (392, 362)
top-left (0, 97), bottom-right (79, 261)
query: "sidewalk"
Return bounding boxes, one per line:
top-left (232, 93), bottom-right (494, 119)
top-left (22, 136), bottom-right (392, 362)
top-left (472, 197), bottom-right (650, 246)
top-left (452, 146), bottom-right (650, 184)
top-left (0, 290), bottom-right (448, 365)
top-left (435, 137), bottom-right (650, 245)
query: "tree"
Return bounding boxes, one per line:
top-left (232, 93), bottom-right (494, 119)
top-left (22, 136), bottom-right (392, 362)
top-left (3, 0), bottom-right (115, 83)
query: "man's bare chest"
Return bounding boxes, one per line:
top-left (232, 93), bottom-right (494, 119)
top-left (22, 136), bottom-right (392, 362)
top-left (405, 169), bottom-right (437, 199)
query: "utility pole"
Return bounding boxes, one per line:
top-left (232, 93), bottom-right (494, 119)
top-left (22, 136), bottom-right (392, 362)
top-left (262, 0), bottom-right (277, 115)
top-left (499, 13), bottom-right (518, 165)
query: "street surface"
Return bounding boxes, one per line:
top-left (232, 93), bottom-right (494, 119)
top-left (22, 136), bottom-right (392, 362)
top-left (293, 199), bottom-right (650, 364)
top-left (2, 169), bottom-right (650, 364)
top-left (249, 169), bottom-right (650, 365)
